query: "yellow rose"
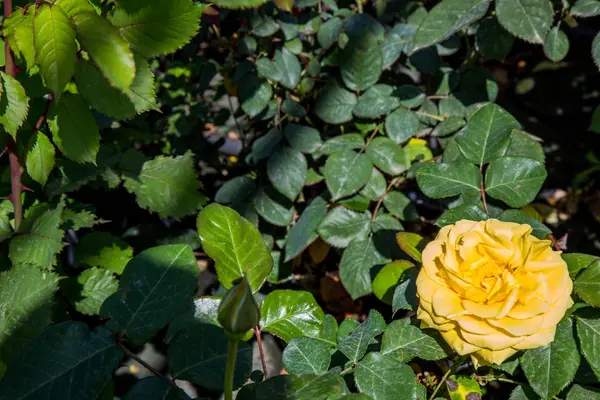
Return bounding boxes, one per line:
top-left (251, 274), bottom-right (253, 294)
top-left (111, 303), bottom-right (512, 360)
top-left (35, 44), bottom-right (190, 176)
top-left (416, 219), bottom-right (573, 365)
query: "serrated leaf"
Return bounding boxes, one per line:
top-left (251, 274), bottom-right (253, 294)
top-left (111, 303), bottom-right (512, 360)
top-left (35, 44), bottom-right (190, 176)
top-left (123, 151), bottom-right (205, 219)
top-left (315, 81), bottom-right (357, 124)
top-left (456, 103), bottom-right (520, 165)
top-left (567, 384), bottom-right (600, 400)
top-left (338, 310), bottom-right (386, 363)
top-left (33, 4), bottom-right (77, 96)
top-left (498, 209), bottom-right (551, 239)
top-left (544, 27), bottom-right (569, 62)
top-left (109, 0), bottom-right (203, 58)
top-left (74, 231), bottom-right (133, 275)
top-left (318, 17), bottom-right (343, 49)
top-left (521, 318), bottom-right (579, 400)
top-left (26, 131), bottom-right (55, 187)
top-left (282, 336), bottom-right (332, 374)
top-left (249, 372), bottom-right (347, 399)
top-left (506, 129), bottom-right (545, 163)
top-left (275, 48), bottom-right (301, 89)
top-left (285, 196), bottom-right (328, 261)
top-left (577, 318), bottom-right (600, 380)
top-left (165, 297), bottom-right (222, 343)
top-left (4, 8), bottom-right (35, 70)
top-left (260, 290), bottom-right (324, 341)
top-left (267, 147), bottom-right (307, 201)
top-left (355, 352), bottom-right (423, 400)
top-left (0, 264), bottom-right (58, 366)
top-left (339, 236), bottom-right (388, 299)
top-left (54, 0), bottom-right (96, 17)
top-left (385, 108), bottom-right (422, 144)
top-left (323, 150), bottom-right (373, 201)
top-left (253, 185), bottom-right (294, 227)
top-left (574, 260), bottom-right (600, 307)
top-left (0, 322), bottom-right (122, 400)
top-left (0, 72), bottom-right (29, 137)
top-left (340, 34), bottom-right (383, 91)
top-left (365, 137), bottom-right (409, 176)
top-left (9, 202), bottom-right (64, 269)
top-left (563, 253), bottom-right (599, 278)
top-left (392, 270), bottom-right (418, 312)
top-left (284, 124), bottom-right (323, 154)
top-left (496, 0), bottom-right (553, 44)
top-left (475, 17), bottom-right (514, 60)
top-left (169, 323), bottom-right (252, 391)
top-left (353, 84), bottom-right (400, 119)
top-left (412, 0), bottom-right (491, 51)
top-left (485, 156), bottom-right (547, 208)
top-left (65, 267), bottom-right (118, 315)
top-left (317, 207), bottom-right (371, 248)
top-left (124, 377), bottom-right (190, 400)
top-left (48, 93), bottom-right (100, 164)
top-left (416, 162), bottom-right (482, 198)
top-left (381, 319), bottom-right (446, 362)
top-left (571, 0), bottom-right (600, 17)
top-left (100, 245), bottom-right (200, 344)
top-left (436, 205), bottom-right (488, 227)
top-left (72, 11), bottom-right (135, 90)
top-left (197, 203), bottom-right (273, 292)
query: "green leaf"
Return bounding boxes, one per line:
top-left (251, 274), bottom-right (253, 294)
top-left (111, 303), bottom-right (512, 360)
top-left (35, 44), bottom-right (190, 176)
top-left (165, 297), bottom-right (236, 343)
top-left (215, 176), bottom-right (256, 204)
top-left (253, 185), bottom-right (294, 227)
top-left (456, 103), bottom-right (520, 165)
top-left (341, 35), bottom-right (383, 91)
top-left (593, 32), bottom-right (600, 70)
top-left (0, 72), bottom-right (29, 138)
top-left (381, 319), bottom-right (446, 362)
top-left (3, 7), bottom-right (35, 70)
top-left (544, 27), bottom-right (570, 62)
top-left (0, 264), bottom-right (58, 366)
top-left (267, 147), bottom-right (307, 201)
top-left (0, 322), bottom-right (122, 400)
top-left (197, 203), bottom-right (273, 292)
top-left (574, 260), bottom-right (600, 307)
top-left (577, 318), bottom-right (600, 380)
top-left (344, 13), bottom-right (385, 40)
top-left (567, 384), bottom-right (600, 400)
top-left (371, 213), bottom-right (404, 233)
top-left (249, 11), bottom-right (280, 37)
top-left (436, 204), bottom-right (488, 227)
top-left (521, 318), bottom-right (579, 399)
top-left (412, 0), bottom-right (491, 51)
top-left (394, 85), bottom-right (426, 109)
top-left (260, 290), bottom-right (324, 341)
top-left (563, 253), bottom-right (599, 278)
top-left (100, 245), bottom-right (200, 344)
top-left (124, 151), bottom-right (205, 219)
top-left (315, 81), bottom-right (357, 124)
top-left (506, 129), bottom-right (545, 163)
top-left (396, 232), bottom-right (426, 263)
top-left (33, 3), bottom-right (77, 96)
top-left (485, 156), bottom-right (547, 208)
top-left (9, 202), bottom-right (64, 269)
top-left (383, 191), bottom-right (417, 221)
top-left (498, 209), bottom-right (551, 239)
top-left (249, 372), bottom-right (347, 399)
top-left (240, 73), bottom-right (273, 118)
top-left (26, 131), bottom-right (55, 187)
top-left (282, 336), bottom-right (332, 374)
top-left (360, 168), bottom-right (387, 201)
top-left (571, 0), bottom-right (600, 17)
top-left (365, 137), bottom-right (409, 176)
top-left (275, 48), bottom-right (301, 89)
top-left (72, 11), bottom-right (135, 90)
top-left (338, 310), bottom-right (386, 362)
top-left (510, 385), bottom-right (539, 400)
top-left (285, 196), bottom-right (328, 261)
top-left (385, 108), bottom-right (422, 144)
top-left (392, 269), bottom-right (418, 312)
top-left (353, 84), bottom-right (400, 119)
top-left (252, 128), bottom-right (282, 162)
top-left (65, 267), bottom-right (118, 315)
top-left (339, 236), bottom-right (388, 299)
top-left (416, 162), bottom-right (482, 198)
top-left (372, 260), bottom-right (414, 304)
top-left (446, 376), bottom-right (483, 400)
top-left (74, 231), bottom-right (133, 275)
top-left (54, 0), bottom-right (96, 16)
top-left (284, 124), bottom-right (323, 154)
top-left (496, 0), bottom-right (553, 44)
top-left (323, 150), bottom-right (373, 201)
top-left (281, 99), bottom-right (305, 116)
top-left (169, 323), bottom-right (252, 391)
top-left (319, 134), bottom-right (364, 156)
top-left (475, 17), bottom-right (515, 60)
top-left (109, 0), bottom-right (203, 58)
top-left (355, 352), bottom-right (422, 400)
top-left (317, 207), bottom-right (371, 248)
top-left (124, 377), bottom-right (190, 400)
top-left (318, 17), bottom-right (343, 49)
top-left (48, 93), bottom-right (100, 164)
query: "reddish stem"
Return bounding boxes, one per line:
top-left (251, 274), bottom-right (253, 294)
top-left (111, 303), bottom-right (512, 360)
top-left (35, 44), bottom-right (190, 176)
top-left (254, 326), bottom-right (269, 379)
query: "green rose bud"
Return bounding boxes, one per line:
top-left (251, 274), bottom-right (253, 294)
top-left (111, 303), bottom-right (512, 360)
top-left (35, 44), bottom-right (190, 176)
top-left (217, 277), bottom-right (260, 335)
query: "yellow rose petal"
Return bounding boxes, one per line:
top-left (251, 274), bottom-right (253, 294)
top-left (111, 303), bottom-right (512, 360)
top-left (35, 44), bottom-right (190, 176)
top-left (432, 287), bottom-right (468, 318)
top-left (460, 330), bottom-right (524, 350)
top-left (440, 329), bottom-right (481, 355)
top-left (462, 299), bottom-right (503, 319)
top-left (508, 297), bottom-right (550, 319)
top-left (513, 327), bottom-right (556, 350)
top-left (453, 315), bottom-right (498, 335)
top-left (488, 315), bottom-right (543, 336)
top-left (471, 347), bottom-right (519, 366)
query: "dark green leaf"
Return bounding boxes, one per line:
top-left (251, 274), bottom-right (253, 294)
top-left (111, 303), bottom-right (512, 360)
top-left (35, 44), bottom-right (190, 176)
top-left (392, 270), bottom-right (418, 312)
top-left (394, 85), bottom-right (426, 109)
top-left (544, 27), bottom-right (569, 62)
top-left (323, 151), bottom-right (373, 201)
top-left (577, 318), bottom-right (600, 380)
top-left (372, 260), bottom-right (414, 304)
top-left (275, 48), bottom-right (301, 89)
top-left (383, 191), bottom-right (417, 221)
top-left (371, 213), bottom-right (404, 233)
top-left (284, 124), bottom-right (323, 154)
top-left (574, 260), bottom-right (600, 307)
top-left (506, 130), bottom-right (545, 163)
top-left (319, 134), bottom-right (364, 155)
top-left (360, 168), bottom-right (387, 201)
top-left (281, 99), bottom-right (306, 117)
top-left (567, 384), bottom-right (600, 400)
top-left (340, 35), bottom-right (383, 91)
top-left (338, 310), bottom-right (386, 362)
top-left (249, 11), bottom-right (280, 37)
top-left (268, 147), bottom-right (307, 201)
top-left (365, 137), bottom-right (409, 176)
top-left (475, 17), bottom-right (514, 60)
top-left (344, 14), bottom-right (385, 40)
top-left (385, 108), bottom-right (422, 144)
top-left (317, 207), bottom-right (371, 248)
top-left (252, 128), bottom-right (282, 162)
top-left (436, 204), bottom-right (488, 226)
top-left (353, 84), bottom-right (400, 119)
top-left (257, 58), bottom-right (282, 82)
top-left (74, 231), bottom-right (133, 275)
top-left (416, 162), bottom-right (482, 198)
top-left (315, 81), bottom-right (358, 124)
top-left (215, 176), bottom-right (256, 204)
top-left (285, 196), bottom-right (328, 261)
top-left (498, 210), bottom-right (551, 239)
top-left (165, 297), bottom-right (222, 343)
top-left (381, 319), bottom-right (446, 362)
top-left (260, 290), bottom-right (324, 341)
top-left (240, 73), bottom-right (273, 118)
top-left (496, 0), bottom-right (553, 44)
top-left (339, 236), bottom-right (388, 299)
top-left (485, 156), bottom-right (547, 208)
top-left (571, 0), bottom-right (600, 17)
top-left (318, 17), bottom-right (343, 49)
top-left (253, 186), bottom-right (295, 227)
top-left (124, 377), bottom-right (190, 400)
top-left (282, 336), bottom-right (332, 374)
top-left (355, 352), bottom-right (422, 400)
top-left (250, 372), bottom-right (347, 399)
top-left (563, 253), bottom-right (599, 278)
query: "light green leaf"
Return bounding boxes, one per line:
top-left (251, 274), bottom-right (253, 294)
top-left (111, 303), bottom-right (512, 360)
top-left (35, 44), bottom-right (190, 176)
top-left (253, 185), bottom-right (294, 227)
top-left (323, 150), bottom-right (373, 201)
top-left (318, 17), bottom-right (343, 49)
top-left (65, 267), bottom-right (118, 315)
top-left (341, 34), bottom-right (383, 91)
top-left (285, 196), bottom-right (328, 261)
top-left (381, 319), bottom-right (446, 362)
top-left (109, 0), bottom-right (203, 58)
top-left (396, 232), bottom-right (426, 263)
top-left (475, 17), bottom-right (514, 60)
top-left (169, 323), bottom-right (252, 391)
top-left (416, 162), bottom-right (482, 198)
top-left (9, 202), bottom-right (64, 269)
top-left (456, 103), bottom-right (521, 165)
top-left (412, 0), bottom-right (491, 51)
top-left (355, 352), bottom-right (423, 400)
top-left (574, 259), bottom-right (600, 307)
top-left (315, 81), bottom-right (357, 124)
top-left (72, 11), bottom-right (135, 90)
top-left (0, 322), bottom-right (122, 400)
top-left (567, 384), bottom-right (600, 400)
top-left (0, 264), bottom-right (58, 366)
top-left (385, 108), bottom-right (422, 144)
top-left (338, 310), bottom-right (386, 362)
top-left (54, 0), bottom-right (96, 17)
top-left (275, 48), bottom-right (301, 89)
top-left (267, 147), bottom-right (307, 201)
top-left (498, 209), bottom-right (551, 239)
top-left (436, 205), bottom-right (488, 227)
top-left (577, 317), bottom-right (600, 380)
top-left (571, 0), bottom-right (600, 17)
top-left (197, 203), bottom-right (273, 292)
top-left (353, 84), bottom-right (400, 119)
top-left (3, 7), bottom-right (35, 70)
top-left (360, 168), bottom-right (387, 201)
top-left (339, 236), bottom-right (388, 299)
top-left (496, 0), bottom-right (553, 44)
top-left (0, 72), bottom-right (30, 137)
top-left (521, 318), bottom-right (579, 400)
top-left (74, 231), bottom-right (133, 275)
top-left (485, 156), bottom-right (547, 208)
top-left (365, 137), bottom-right (409, 176)
top-left (544, 27), bottom-right (569, 62)
top-left (124, 151), bottom-right (205, 219)
top-left (26, 131), bottom-right (55, 187)
top-left (100, 245), bottom-right (200, 344)
top-left (282, 336), bottom-right (332, 374)
top-left (372, 261), bottom-right (414, 304)
top-left (211, 0), bottom-right (267, 9)
top-left (48, 93), bottom-right (100, 164)
top-left (317, 207), bottom-right (371, 248)
top-left (260, 290), bottom-right (324, 341)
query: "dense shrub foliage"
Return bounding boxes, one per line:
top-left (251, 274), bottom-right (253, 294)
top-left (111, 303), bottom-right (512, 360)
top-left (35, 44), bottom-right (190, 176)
top-left (0, 0), bottom-right (599, 399)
